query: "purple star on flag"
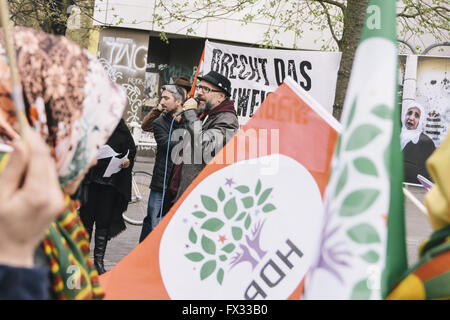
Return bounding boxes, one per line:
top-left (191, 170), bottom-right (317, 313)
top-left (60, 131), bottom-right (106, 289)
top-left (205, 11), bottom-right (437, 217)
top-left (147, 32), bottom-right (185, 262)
top-left (225, 178), bottom-right (235, 187)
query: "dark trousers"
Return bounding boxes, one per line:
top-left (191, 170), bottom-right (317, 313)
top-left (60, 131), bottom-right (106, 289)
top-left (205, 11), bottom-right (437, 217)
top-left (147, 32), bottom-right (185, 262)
top-left (138, 189), bottom-right (175, 243)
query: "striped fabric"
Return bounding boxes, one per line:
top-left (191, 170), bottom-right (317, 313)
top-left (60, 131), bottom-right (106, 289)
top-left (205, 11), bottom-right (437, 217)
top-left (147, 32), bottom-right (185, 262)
top-left (41, 194), bottom-right (105, 300)
top-left (388, 226), bottom-right (450, 300)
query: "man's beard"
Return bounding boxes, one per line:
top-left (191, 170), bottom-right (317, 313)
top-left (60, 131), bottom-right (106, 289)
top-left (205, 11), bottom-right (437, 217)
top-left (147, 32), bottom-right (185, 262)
top-left (166, 107), bottom-right (176, 116)
top-left (200, 100), bottom-right (214, 114)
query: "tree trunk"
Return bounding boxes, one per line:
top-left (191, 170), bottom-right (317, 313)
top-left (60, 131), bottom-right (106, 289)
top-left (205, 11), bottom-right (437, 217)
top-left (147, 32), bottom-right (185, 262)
top-left (333, 0), bottom-right (369, 121)
top-left (65, 0), bottom-right (96, 49)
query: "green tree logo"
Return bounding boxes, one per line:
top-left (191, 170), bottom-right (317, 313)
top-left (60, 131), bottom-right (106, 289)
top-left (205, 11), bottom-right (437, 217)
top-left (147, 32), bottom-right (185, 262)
top-left (184, 178), bottom-right (277, 285)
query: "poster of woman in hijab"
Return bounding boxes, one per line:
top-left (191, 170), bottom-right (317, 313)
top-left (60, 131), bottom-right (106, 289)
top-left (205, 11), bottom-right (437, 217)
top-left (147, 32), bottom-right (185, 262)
top-left (401, 102), bottom-right (436, 183)
top-left (400, 55), bottom-right (449, 184)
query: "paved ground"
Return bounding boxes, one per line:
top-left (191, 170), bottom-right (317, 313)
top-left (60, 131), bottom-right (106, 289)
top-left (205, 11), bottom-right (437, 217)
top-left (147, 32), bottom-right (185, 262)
top-left (90, 157), bottom-right (433, 272)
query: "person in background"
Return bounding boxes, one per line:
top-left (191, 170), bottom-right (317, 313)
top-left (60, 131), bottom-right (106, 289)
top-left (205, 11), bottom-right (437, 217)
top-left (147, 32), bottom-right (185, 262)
top-left (170, 71), bottom-right (239, 202)
top-left (138, 84), bottom-right (185, 243)
top-left (141, 77), bottom-right (192, 133)
top-left (79, 119), bottom-right (136, 274)
top-left (401, 102), bottom-right (436, 183)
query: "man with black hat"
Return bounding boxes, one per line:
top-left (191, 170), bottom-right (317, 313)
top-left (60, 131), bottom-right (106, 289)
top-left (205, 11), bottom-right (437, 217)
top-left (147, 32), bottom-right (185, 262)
top-left (169, 71), bottom-right (239, 202)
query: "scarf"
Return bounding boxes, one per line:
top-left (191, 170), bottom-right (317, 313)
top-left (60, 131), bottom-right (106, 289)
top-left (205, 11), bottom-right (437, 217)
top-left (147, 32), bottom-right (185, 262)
top-left (400, 102), bottom-right (425, 150)
top-left (0, 27), bottom-right (126, 299)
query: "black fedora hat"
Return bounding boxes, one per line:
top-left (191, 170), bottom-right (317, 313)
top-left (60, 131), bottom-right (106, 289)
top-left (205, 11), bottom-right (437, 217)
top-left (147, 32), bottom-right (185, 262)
top-left (197, 71), bottom-right (231, 97)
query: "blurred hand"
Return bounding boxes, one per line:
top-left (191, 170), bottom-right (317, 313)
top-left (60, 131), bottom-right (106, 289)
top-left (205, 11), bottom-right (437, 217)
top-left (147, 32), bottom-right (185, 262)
top-left (183, 98), bottom-right (199, 111)
top-left (0, 128), bottom-right (65, 268)
top-left (156, 103), bottom-right (165, 112)
top-left (120, 158), bottom-right (130, 169)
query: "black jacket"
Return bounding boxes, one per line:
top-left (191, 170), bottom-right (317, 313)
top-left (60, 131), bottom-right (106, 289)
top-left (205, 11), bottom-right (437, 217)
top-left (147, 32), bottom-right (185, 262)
top-left (403, 132), bottom-right (436, 183)
top-left (150, 111), bottom-right (183, 192)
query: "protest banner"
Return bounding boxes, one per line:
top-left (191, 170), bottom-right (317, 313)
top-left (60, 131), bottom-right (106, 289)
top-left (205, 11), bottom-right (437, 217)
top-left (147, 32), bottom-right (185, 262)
top-left (99, 76), bottom-right (341, 300)
top-left (201, 40), bottom-right (341, 125)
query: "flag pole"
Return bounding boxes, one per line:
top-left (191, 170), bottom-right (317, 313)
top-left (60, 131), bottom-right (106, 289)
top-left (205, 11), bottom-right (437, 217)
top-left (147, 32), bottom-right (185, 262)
top-left (188, 47), bottom-right (205, 98)
top-left (0, 0), bottom-right (28, 136)
top-left (402, 187), bottom-right (428, 217)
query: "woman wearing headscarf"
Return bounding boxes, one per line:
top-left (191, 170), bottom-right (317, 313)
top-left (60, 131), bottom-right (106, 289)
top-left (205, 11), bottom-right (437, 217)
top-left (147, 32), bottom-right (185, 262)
top-left (400, 102), bottom-right (436, 183)
top-left (0, 27), bottom-right (126, 299)
top-left (79, 118), bottom-right (136, 274)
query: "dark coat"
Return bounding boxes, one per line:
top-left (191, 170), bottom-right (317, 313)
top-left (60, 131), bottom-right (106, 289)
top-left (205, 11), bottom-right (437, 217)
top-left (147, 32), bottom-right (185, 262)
top-left (150, 111), bottom-right (183, 192)
top-left (403, 132), bottom-right (436, 183)
top-left (174, 99), bottom-right (239, 201)
top-left (80, 119), bottom-right (137, 238)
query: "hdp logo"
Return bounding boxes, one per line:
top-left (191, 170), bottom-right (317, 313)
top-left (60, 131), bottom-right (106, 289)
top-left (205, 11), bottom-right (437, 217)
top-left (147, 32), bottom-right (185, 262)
top-left (159, 155), bottom-right (324, 299)
top-left (184, 178), bottom-right (276, 285)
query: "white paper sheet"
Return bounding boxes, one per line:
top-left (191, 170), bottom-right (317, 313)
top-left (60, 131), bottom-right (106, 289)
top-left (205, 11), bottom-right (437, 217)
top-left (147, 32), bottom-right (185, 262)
top-left (103, 150), bottom-right (129, 178)
top-left (97, 144), bottom-right (120, 160)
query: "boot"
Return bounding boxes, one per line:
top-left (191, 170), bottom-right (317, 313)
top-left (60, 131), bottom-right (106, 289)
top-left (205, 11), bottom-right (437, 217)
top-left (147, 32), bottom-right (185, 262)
top-left (93, 228), bottom-right (108, 275)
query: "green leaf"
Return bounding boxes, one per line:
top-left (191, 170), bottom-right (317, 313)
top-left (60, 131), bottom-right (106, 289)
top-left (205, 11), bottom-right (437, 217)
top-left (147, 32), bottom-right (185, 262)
top-left (235, 212), bottom-right (247, 221)
top-left (335, 136), bottom-right (342, 158)
top-left (262, 203), bottom-right (276, 213)
top-left (221, 243), bottom-right (236, 253)
top-left (335, 165), bottom-right (348, 197)
top-left (201, 218), bottom-right (224, 232)
top-left (350, 279), bottom-right (371, 300)
top-left (339, 189), bottom-right (380, 217)
top-left (371, 104), bottom-right (392, 120)
top-left (200, 260), bottom-right (217, 280)
top-left (255, 180), bottom-right (262, 195)
top-left (185, 252), bottom-right (204, 262)
top-left (245, 215), bottom-right (252, 230)
top-left (346, 97), bottom-right (357, 129)
top-left (189, 228), bottom-right (197, 244)
top-left (235, 185), bottom-right (250, 193)
top-left (201, 235), bottom-right (216, 254)
top-left (345, 125), bottom-right (382, 151)
top-left (347, 223), bottom-right (381, 244)
top-left (201, 195), bottom-right (218, 212)
top-left (353, 157), bottom-right (378, 177)
top-left (241, 196), bottom-right (254, 209)
top-left (360, 250), bottom-right (380, 263)
top-left (192, 211), bottom-right (206, 219)
top-left (218, 187), bottom-right (225, 202)
top-left (219, 255), bottom-right (227, 262)
top-left (257, 188), bottom-right (273, 205)
top-left (216, 268), bottom-right (224, 285)
top-left (224, 197), bottom-right (238, 220)
top-left (232, 227), bottom-right (243, 241)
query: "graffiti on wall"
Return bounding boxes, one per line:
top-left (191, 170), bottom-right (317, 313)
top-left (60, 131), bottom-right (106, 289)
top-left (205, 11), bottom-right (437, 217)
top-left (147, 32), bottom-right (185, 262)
top-left (157, 63), bottom-right (197, 85)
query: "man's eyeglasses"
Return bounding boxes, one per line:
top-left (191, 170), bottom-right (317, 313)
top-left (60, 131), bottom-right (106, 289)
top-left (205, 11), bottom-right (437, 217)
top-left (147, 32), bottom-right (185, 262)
top-left (196, 85), bottom-right (222, 94)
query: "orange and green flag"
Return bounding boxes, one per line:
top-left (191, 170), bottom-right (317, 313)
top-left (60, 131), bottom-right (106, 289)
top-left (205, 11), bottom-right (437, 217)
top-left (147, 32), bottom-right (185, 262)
top-left (305, 0), bottom-right (408, 299)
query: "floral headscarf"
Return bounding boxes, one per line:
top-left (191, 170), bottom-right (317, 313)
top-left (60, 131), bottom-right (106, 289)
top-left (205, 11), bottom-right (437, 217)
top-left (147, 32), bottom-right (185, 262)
top-left (0, 26), bottom-right (126, 186)
top-left (0, 27), bottom-right (126, 299)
